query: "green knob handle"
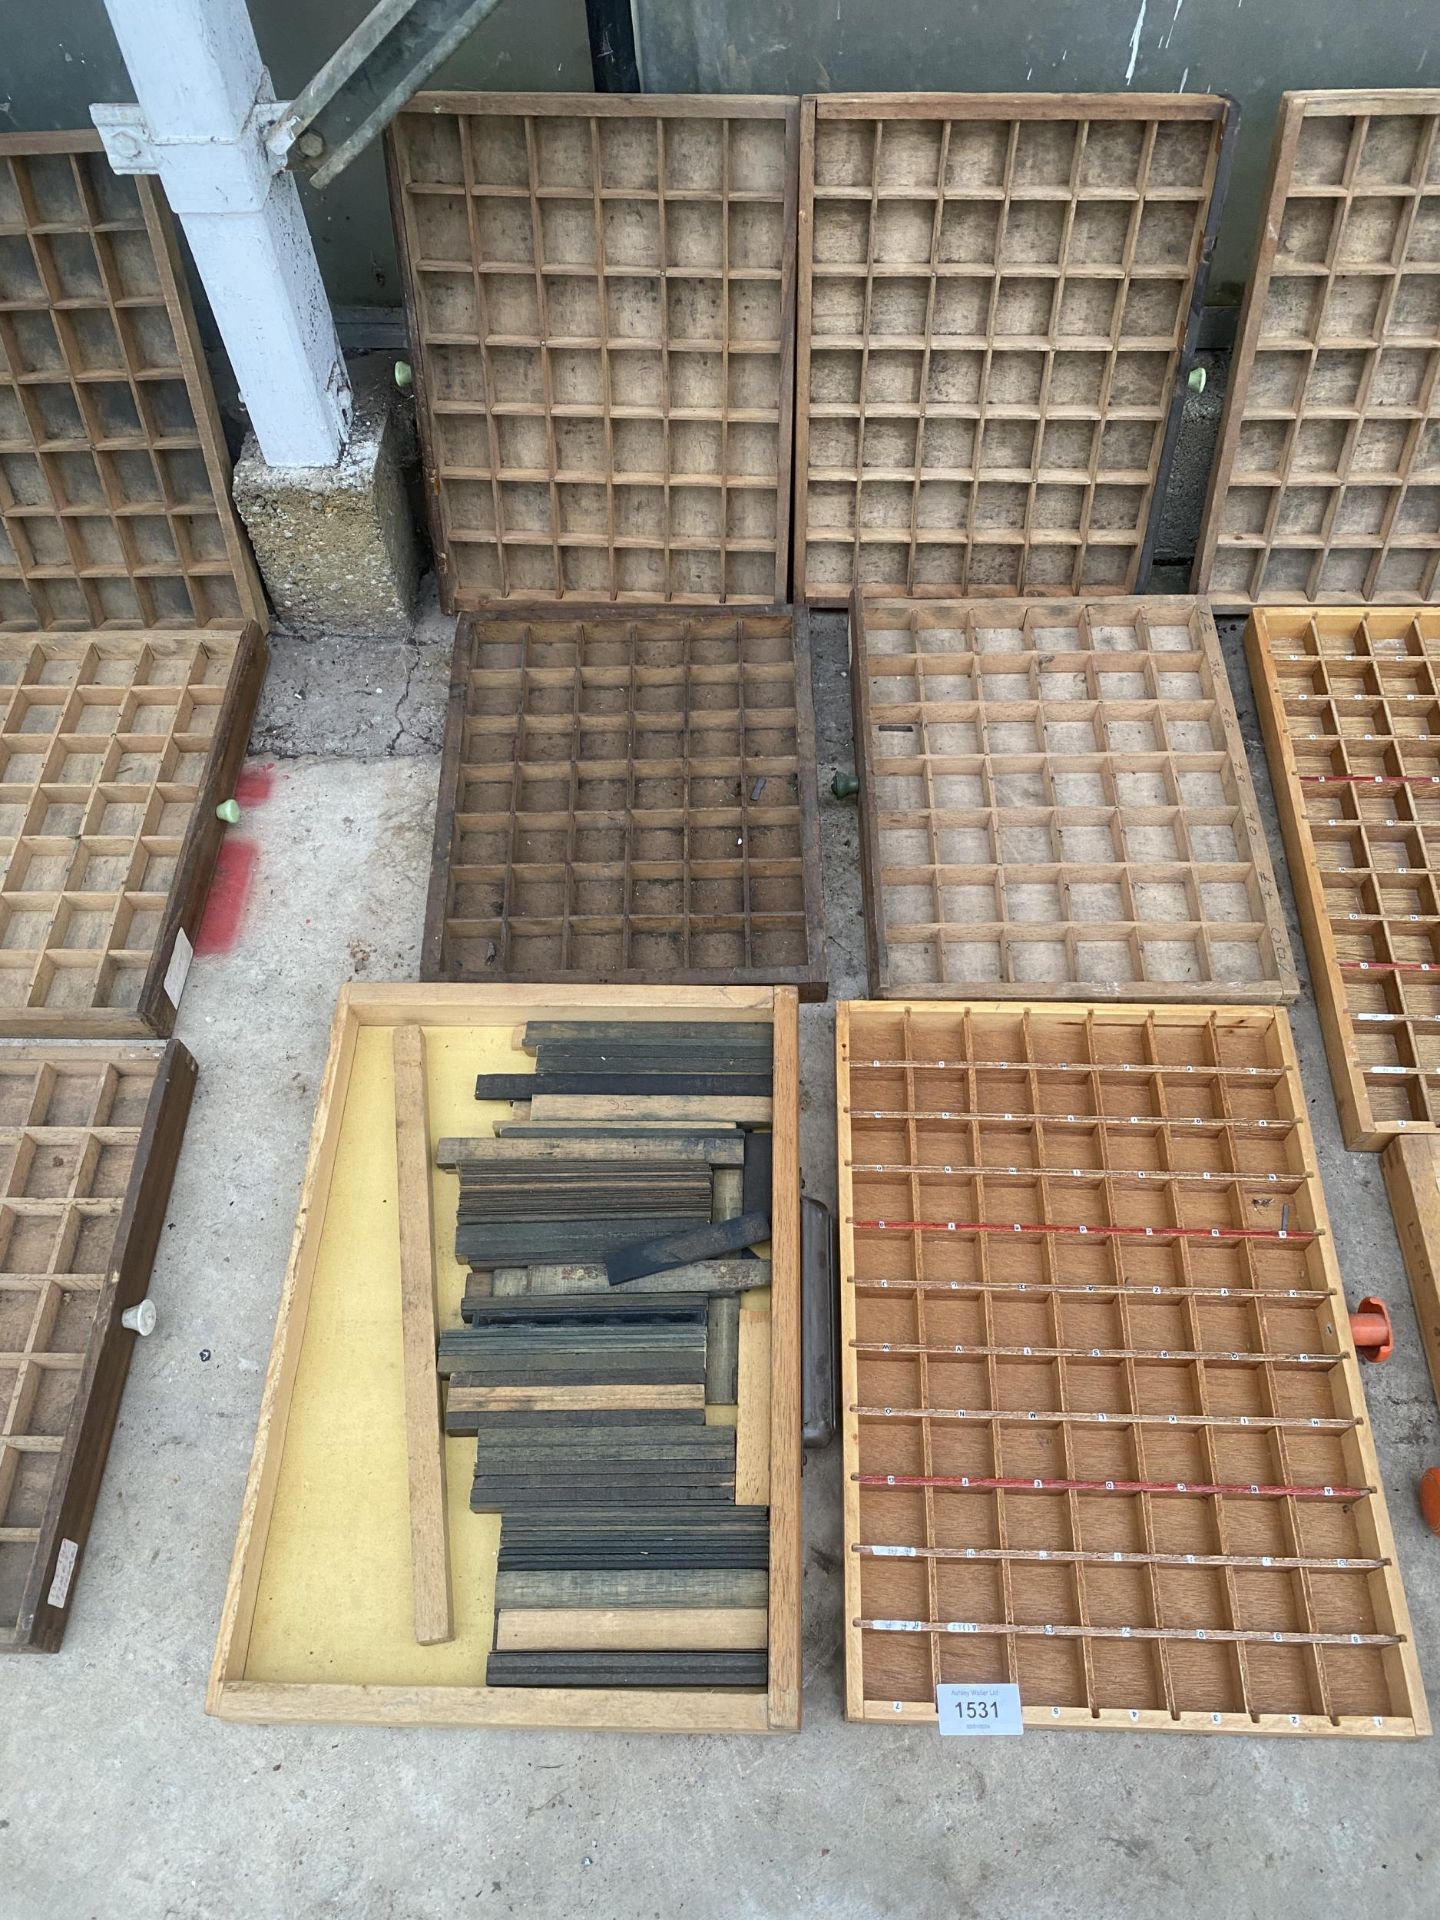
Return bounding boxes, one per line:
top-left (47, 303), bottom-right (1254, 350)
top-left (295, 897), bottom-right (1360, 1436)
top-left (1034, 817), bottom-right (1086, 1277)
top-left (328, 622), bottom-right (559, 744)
top-left (215, 798), bottom-right (241, 825)
top-left (1186, 365), bottom-right (1207, 394)
top-left (832, 770), bottom-right (860, 802)
top-left (394, 360), bottom-right (414, 390)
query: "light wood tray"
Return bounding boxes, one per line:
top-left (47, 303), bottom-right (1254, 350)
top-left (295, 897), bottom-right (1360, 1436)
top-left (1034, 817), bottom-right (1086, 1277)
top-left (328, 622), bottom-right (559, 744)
top-left (837, 1000), bottom-right (1427, 1736)
top-left (1196, 91), bottom-right (1440, 609)
top-left (852, 593), bottom-right (1295, 1002)
top-left (208, 983), bottom-right (802, 1733)
top-left (1247, 605), bottom-right (1440, 1147)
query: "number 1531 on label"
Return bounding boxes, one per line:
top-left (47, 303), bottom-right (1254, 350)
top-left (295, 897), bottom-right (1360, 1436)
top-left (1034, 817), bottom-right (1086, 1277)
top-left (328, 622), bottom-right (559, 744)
top-left (936, 1682), bottom-right (1024, 1736)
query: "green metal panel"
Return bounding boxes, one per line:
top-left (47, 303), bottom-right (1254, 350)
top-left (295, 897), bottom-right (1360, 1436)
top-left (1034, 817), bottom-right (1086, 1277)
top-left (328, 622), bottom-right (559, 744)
top-left (632, 0), bottom-right (1437, 290)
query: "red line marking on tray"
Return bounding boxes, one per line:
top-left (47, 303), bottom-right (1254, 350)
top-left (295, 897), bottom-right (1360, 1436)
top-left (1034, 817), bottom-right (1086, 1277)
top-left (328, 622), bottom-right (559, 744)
top-left (195, 837), bottom-right (259, 956)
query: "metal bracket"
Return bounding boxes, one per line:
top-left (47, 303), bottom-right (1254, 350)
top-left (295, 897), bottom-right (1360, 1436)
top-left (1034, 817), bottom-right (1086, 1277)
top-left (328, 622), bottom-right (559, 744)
top-left (265, 0), bottom-right (508, 190)
top-left (90, 103), bottom-right (160, 175)
top-left (93, 80), bottom-right (284, 213)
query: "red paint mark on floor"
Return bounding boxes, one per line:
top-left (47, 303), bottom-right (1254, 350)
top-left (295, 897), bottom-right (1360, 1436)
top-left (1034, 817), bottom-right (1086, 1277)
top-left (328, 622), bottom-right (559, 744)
top-left (195, 837), bottom-right (260, 956)
top-left (234, 763), bottom-right (277, 807)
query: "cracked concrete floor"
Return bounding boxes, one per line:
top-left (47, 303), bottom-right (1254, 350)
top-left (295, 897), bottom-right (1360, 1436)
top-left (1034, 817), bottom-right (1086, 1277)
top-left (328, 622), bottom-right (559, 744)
top-left (1, 591), bottom-right (1438, 1920)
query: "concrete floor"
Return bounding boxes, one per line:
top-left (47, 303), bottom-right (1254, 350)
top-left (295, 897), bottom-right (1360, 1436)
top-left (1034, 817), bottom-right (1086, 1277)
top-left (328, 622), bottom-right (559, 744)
top-left (2, 595), bottom-right (1439, 1920)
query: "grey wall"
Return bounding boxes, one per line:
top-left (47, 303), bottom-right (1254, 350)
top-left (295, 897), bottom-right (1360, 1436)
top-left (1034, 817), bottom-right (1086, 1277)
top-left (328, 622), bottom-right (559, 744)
top-left (6, 1), bottom-right (1436, 301)
top-left (634, 0), bottom-right (1438, 291)
top-left (1, 0), bottom-right (593, 308)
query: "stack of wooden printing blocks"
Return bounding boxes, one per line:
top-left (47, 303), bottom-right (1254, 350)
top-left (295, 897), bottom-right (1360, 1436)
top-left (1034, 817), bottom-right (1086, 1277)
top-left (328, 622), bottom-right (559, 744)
top-left (437, 1021), bottom-right (774, 1688)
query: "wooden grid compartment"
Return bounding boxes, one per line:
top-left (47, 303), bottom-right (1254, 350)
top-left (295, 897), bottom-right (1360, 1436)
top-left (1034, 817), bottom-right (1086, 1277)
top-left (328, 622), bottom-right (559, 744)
top-left (1197, 92), bottom-right (1440, 608)
top-left (425, 605), bottom-right (825, 994)
top-left (0, 134), bottom-right (264, 632)
top-left (1, 1039), bottom-right (194, 1651)
top-left (795, 95), bottom-right (1232, 604)
top-left (837, 1001), bottom-right (1427, 1736)
top-left (0, 627), bottom-right (266, 1037)
top-left (852, 594), bottom-right (1295, 1002)
top-left (1247, 605), bottom-right (1440, 1148)
top-left (387, 94), bottom-right (798, 607)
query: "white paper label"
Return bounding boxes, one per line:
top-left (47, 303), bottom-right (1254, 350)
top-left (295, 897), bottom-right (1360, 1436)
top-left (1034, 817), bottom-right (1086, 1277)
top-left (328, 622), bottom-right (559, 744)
top-left (937, 1682), bottom-right (1024, 1737)
top-left (163, 928), bottom-right (194, 1009)
top-left (47, 1537), bottom-right (79, 1609)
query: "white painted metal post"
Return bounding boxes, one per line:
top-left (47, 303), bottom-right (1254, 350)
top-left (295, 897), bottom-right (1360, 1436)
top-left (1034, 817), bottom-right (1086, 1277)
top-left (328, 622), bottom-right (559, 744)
top-left (93, 0), bottom-right (353, 467)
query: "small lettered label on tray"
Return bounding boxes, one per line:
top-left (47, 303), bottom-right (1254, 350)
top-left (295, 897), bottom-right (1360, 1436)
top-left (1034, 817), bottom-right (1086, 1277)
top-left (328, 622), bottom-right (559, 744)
top-left (936, 1682), bottom-right (1024, 1737)
top-left (163, 928), bottom-right (194, 1009)
top-left (47, 1537), bottom-right (79, 1609)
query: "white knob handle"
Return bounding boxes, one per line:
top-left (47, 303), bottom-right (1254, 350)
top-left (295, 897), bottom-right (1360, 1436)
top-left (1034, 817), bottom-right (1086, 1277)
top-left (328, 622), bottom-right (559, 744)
top-left (121, 1300), bottom-right (156, 1336)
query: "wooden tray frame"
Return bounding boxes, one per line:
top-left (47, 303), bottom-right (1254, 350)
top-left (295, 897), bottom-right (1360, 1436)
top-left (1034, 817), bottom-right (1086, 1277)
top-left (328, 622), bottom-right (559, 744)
top-left (1381, 1134), bottom-right (1440, 1422)
top-left (836, 999), bottom-right (1428, 1736)
top-left (0, 624), bottom-right (268, 1039)
top-left (851, 591), bottom-right (1296, 1003)
top-left (1196, 91), bottom-right (1440, 610)
top-left (208, 983), bottom-right (803, 1733)
top-left (1246, 605), bottom-right (1440, 1148)
top-left (0, 132), bottom-right (265, 632)
top-left (794, 93), bottom-right (1234, 606)
top-left (422, 603), bottom-right (826, 996)
top-left (387, 94), bottom-right (799, 609)
top-left (1, 1037), bottom-right (195, 1651)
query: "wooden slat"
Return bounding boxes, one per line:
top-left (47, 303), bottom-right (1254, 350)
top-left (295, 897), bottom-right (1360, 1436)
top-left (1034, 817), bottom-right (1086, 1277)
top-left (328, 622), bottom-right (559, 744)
top-left (736, 1304), bottom-right (772, 1506)
top-left (438, 1134), bottom-right (745, 1169)
top-left (387, 95), bottom-right (797, 609)
top-left (766, 983), bottom-right (802, 1729)
top-left (391, 1026), bottom-right (452, 1646)
top-left (1196, 91), bottom-right (1440, 610)
top-left (495, 1606), bottom-right (768, 1651)
top-left (795, 93), bottom-right (1232, 604)
top-left (853, 593), bottom-right (1297, 1001)
top-left (837, 998), bottom-right (1428, 1737)
top-left (529, 1094), bottom-right (773, 1126)
top-left (447, 1382), bottom-right (705, 1414)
